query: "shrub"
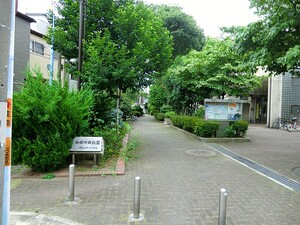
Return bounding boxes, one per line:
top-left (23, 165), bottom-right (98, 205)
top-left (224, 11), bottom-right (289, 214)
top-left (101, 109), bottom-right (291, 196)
top-left (92, 124), bottom-right (129, 160)
top-left (193, 106), bottom-right (205, 118)
top-left (155, 113), bottom-right (165, 121)
top-left (232, 120), bottom-right (249, 137)
top-left (132, 105), bottom-right (143, 115)
top-left (160, 105), bottom-right (173, 113)
top-left (194, 121), bottom-right (220, 137)
top-left (170, 115), bottom-right (202, 132)
top-left (132, 111), bottom-right (142, 117)
top-left (150, 109), bottom-right (159, 116)
top-left (170, 115), bottom-right (187, 129)
top-left (12, 70), bottom-right (94, 172)
top-left (165, 111), bottom-right (176, 118)
top-left (223, 125), bottom-right (236, 137)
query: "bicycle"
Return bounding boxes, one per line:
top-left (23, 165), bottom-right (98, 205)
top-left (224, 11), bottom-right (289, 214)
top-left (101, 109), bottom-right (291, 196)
top-left (286, 117), bottom-right (300, 132)
top-left (272, 117), bottom-right (288, 130)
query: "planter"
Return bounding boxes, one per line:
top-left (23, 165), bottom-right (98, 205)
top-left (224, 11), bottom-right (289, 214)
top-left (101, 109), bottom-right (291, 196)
top-left (164, 118), bottom-right (173, 125)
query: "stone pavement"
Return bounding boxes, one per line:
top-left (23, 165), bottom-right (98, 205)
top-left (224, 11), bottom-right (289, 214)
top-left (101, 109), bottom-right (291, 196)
top-left (10, 116), bottom-right (300, 224)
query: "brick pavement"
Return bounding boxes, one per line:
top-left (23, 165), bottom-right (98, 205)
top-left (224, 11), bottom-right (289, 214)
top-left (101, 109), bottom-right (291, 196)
top-left (10, 116), bottom-right (300, 224)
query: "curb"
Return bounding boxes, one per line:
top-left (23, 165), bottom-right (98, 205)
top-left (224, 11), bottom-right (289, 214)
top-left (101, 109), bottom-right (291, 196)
top-left (12, 134), bottom-right (129, 178)
top-left (10, 211), bottom-right (86, 225)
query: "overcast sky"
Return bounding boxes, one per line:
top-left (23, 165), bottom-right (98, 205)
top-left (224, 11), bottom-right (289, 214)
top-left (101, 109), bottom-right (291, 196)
top-left (18, 0), bottom-right (258, 37)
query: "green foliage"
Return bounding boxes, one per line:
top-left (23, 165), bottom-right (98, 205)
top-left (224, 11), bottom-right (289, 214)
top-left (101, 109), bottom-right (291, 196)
top-left (121, 137), bottom-right (140, 164)
top-left (132, 105), bottom-right (143, 116)
top-left (194, 121), bottom-right (220, 138)
top-left (150, 4), bottom-right (205, 58)
top-left (223, 0), bottom-right (300, 75)
top-left (193, 106), bottom-right (205, 118)
top-left (132, 111), bottom-right (142, 117)
top-left (155, 113), bottom-right (165, 121)
top-left (154, 38), bottom-right (262, 115)
top-left (50, 0), bottom-right (173, 91)
top-left (148, 81), bottom-right (168, 114)
top-left (170, 115), bottom-right (220, 137)
top-left (12, 70), bottom-right (94, 172)
top-left (160, 105), bottom-right (173, 113)
top-left (150, 109), bottom-right (159, 116)
top-left (165, 111), bottom-right (176, 118)
top-left (170, 115), bottom-right (201, 132)
top-left (92, 124), bottom-right (130, 160)
top-left (232, 120), bottom-right (249, 137)
top-left (42, 173), bottom-right (55, 179)
top-left (223, 125), bottom-right (236, 138)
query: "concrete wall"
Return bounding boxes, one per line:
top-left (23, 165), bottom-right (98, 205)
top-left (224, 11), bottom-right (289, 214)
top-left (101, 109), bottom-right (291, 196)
top-left (14, 14), bottom-right (32, 90)
top-left (268, 75), bottom-right (283, 126)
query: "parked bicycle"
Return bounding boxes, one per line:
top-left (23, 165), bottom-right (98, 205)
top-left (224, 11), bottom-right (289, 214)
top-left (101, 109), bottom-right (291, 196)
top-left (286, 117), bottom-right (300, 132)
top-left (272, 117), bottom-right (288, 130)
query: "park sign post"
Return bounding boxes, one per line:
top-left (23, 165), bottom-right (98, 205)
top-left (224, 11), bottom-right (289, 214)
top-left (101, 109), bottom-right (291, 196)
top-left (0, 0), bottom-right (16, 224)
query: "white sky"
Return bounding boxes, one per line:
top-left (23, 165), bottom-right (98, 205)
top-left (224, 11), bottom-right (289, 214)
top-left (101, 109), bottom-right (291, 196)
top-left (144, 0), bottom-right (258, 37)
top-left (18, 0), bottom-right (258, 37)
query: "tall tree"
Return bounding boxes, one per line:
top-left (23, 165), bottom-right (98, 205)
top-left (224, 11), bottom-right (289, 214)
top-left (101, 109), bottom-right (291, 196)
top-left (224, 0), bottom-right (300, 75)
top-left (152, 38), bottom-right (262, 114)
top-left (149, 4), bottom-right (205, 58)
top-left (48, 0), bottom-right (173, 90)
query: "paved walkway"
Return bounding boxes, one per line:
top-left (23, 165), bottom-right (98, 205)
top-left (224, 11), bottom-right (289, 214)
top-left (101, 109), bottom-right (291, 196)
top-left (10, 116), bottom-right (300, 224)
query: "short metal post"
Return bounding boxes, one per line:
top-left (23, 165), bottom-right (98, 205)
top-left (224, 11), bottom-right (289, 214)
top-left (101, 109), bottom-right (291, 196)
top-left (68, 164), bottom-right (75, 202)
top-left (93, 154), bottom-right (97, 167)
top-left (129, 176), bottom-right (144, 221)
top-left (218, 188), bottom-right (227, 225)
top-left (133, 176), bottom-right (141, 218)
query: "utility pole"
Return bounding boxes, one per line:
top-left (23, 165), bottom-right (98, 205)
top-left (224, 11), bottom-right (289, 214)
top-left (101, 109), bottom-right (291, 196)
top-left (77, 0), bottom-right (86, 90)
top-left (0, 0), bottom-right (16, 224)
top-left (49, 0), bottom-right (55, 85)
top-left (77, 0), bottom-right (84, 89)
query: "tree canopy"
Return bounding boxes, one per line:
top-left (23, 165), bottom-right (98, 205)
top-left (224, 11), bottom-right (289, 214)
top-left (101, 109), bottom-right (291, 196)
top-left (48, 0), bottom-right (173, 92)
top-left (223, 0), bottom-right (300, 75)
top-left (149, 4), bottom-right (205, 58)
top-left (149, 38), bottom-right (262, 114)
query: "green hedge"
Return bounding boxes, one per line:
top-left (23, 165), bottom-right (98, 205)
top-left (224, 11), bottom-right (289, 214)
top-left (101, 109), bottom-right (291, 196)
top-left (170, 115), bottom-right (220, 137)
top-left (12, 70), bottom-right (94, 172)
top-left (232, 120), bottom-right (249, 137)
top-left (155, 113), bottom-right (165, 121)
top-left (194, 121), bottom-right (220, 137)
top-left (169, 115), bottom-right (249, 138)
top-left (170, 115), bottom-right (200, 131)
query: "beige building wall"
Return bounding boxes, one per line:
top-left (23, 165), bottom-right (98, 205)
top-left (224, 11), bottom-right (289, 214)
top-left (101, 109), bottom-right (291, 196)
top-left (29, 31), bottom-right (66, 83)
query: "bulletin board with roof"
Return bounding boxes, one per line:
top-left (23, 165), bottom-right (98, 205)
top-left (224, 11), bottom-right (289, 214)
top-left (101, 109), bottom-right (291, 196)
top-left (204, 98), bottom-right (249, 121)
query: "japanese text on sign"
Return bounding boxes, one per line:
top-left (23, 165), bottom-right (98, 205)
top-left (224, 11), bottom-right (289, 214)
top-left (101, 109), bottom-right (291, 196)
top-left (70, 137), bottom-right (104, 154)
top-left (5, 137), bottom-right (11, 166)
top-left (6, 98), bottom-right (12, 128)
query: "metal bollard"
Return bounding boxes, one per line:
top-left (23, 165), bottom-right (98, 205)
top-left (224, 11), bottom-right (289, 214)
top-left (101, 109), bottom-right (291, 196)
top-left (133, 176), bottom-right (141, 218)
top-left (129, 176), bottom-right (144, 222)
top-left (218, 188), bottom-right (228, 225)
top-left (68, 164), bottom-right (75, 202)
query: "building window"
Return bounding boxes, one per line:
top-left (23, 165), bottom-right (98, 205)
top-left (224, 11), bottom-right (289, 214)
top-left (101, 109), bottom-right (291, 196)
top-left (292, 77), bottom-right (300, 86)
top-left (30, 40), bottom-right (44, 55)
top-left (291, 105), bottom-right (300, 117)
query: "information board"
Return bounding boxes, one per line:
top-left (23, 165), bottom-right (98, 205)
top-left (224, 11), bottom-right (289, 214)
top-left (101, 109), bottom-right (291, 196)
top-left (70, 137), bottom-right (104, 154)
top-left (205, 101), bottom-right (243, 120)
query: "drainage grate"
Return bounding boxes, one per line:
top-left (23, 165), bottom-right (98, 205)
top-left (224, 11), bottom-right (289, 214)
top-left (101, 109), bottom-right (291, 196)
top-left (206, 143), bottom-right (300, 193)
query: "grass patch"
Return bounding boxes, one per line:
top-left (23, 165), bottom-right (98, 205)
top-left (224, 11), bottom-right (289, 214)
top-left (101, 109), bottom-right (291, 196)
top-left (121, 136), bottom-right (141, 164)
top-left (41, 173), bottom-right (55, 179)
